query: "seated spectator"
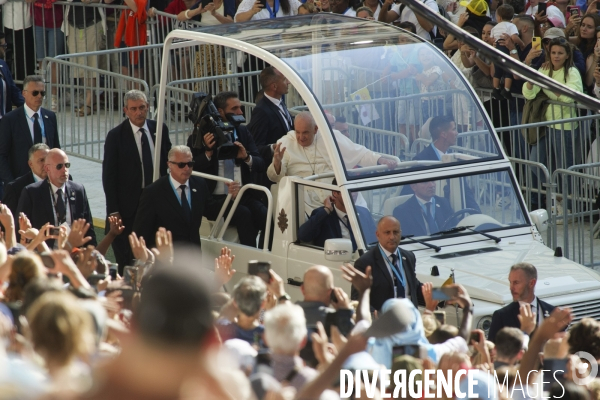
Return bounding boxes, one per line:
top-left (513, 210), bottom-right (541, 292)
top-left (356, 6), bottom-right (374, 19)
top-left (260, 303), bottom-right (318, 391)
top-left (378, 0), bottom-right (440, 41)
top-left (393, 181), bottom-right (454, 237)
top-left (216, 275), bottom-right (268, 348)
top-left (235, 0), bottom-right (301, 22)
top-left (493, 327), bottom-right (525, 369)
top-left (297, 179), bottom-right (377, 251)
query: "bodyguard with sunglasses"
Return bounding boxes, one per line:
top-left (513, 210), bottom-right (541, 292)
top-left (17, 149), bottom-right (97, 247)
top-left (133, 145), bottom-right (217, 249)
top-left (0, 75), bottom-right (60, 198)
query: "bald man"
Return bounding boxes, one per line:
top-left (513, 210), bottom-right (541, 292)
top-left (296, 265), bottom-right (355, 366)
top-left (351, 216), bottom-right (423, 311)
top-left (17, 148), bottom-right (97, 246)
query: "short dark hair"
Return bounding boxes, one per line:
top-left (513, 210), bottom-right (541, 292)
top-left (398, 21), bottom-right (417, 34)
top-left (496, 4), bottom-right (514, 21)
top-left (429, 115), bottom-right (455, 141)
top-left (495, 327), bottom-right (524, 359)
top-left (502, 0), bottom-right (523, 15)
top-left (260, 67), bottom-right (279, 90)
top-left (133, 253), bottom-right (214, 348)
top-left (214, 91), bottom-right (239, 111)
top-left (463, 26), bottom-right (478, 37)
top-left (513, 15), bottom-right (534, 30)
top-left (568, 318), bottom-right (600, 359)
top-left (428, 324), bottom-right (459, 344)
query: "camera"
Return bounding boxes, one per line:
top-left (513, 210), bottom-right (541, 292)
top-left (188, 92), bottom-right (246, 160)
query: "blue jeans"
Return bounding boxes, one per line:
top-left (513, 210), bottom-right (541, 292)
top-left (34, 26), bottom-right (65, 61)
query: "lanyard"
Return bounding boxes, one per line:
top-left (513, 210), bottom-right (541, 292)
top-left (265, 0), bottom-right (279, 19)
top-left (379, 245), bottom-right (405, 288)
top-left (48, 182), bottom-right (67, 224)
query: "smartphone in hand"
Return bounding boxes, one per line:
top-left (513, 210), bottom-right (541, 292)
top-left (248, 260), bottom-right (271, 284)
top-left (432, 286), bottom-right (459, 301)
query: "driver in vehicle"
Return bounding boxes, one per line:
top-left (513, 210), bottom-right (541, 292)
top-left (393, 181), bottom-right (454, 237)
top-left (267, 111), bottom-right (398, 211)
top-left (297, 179), bottom-right (376, 251)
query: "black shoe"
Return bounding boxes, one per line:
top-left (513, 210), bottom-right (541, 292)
top-left (492, 87), bottom-right (503, 100)
top-left (501, 88), bottom-right (513, 100)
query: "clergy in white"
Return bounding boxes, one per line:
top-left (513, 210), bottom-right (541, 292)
top-left (267, 111), bottom-right (399, 211)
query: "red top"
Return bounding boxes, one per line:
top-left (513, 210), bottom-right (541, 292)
top-left (33, 0), bottom-right (64, 28)
top-left (114, 0), bottom-right (148, 64)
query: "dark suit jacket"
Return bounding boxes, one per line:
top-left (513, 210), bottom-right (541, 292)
top-left (0, 106), bottom-right (60, 184)
top-left (102, 119), bottom-right (171, 219)
top-left (393, 195), bottom-right (453, 237)
top-left (132, 175), bottom-right (215, 249)
top-left (2, 171), bottom-right (34, 217)
top-left (297, 205), bottom-right (377, 251)
top-left (17, 179), bottom-right (97, 246)
top-left (0, 60), bottom-right (24, 115)
top-left (487, 298), bottom-right (557, 342)
top-left (410, 144), bottom-right (481, 212)
top-left (352, 246), bottom-right (423, 311)
top-left (189, 125), bottom-right (264, 193)
top-left (247, 97), bottom-right (291, 150)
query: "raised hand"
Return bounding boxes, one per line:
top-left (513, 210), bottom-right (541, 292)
top-left (129, 232), bottom-right (149, 263)
top-left (215, 246), bottom-right (236, 286)
top-left (67, 218), bottom-right (92, 248)
top-left (341, 263), bottom-right (372, 294)
top-left (518, 303), bottom-right (537, 335)
top-left (108, 215), bottom-right (125, 236)
top-left (421, 282), bottom-right (439, 311)
top-left (154, 227), bottom-right (173, 264)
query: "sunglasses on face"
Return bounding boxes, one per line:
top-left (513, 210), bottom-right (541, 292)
top-left (49, 163), bottom-right (70, 170)
top-left (169, 161), bottom-right (195, 169)
top-left (25, 90), bottom-right (46, 97)
top-left (0, 43), bottom-right (7, 48)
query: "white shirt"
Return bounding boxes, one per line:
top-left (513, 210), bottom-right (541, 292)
top-left (391, 0), bottom-right (439, 40)
top-left (379, 245), bottom-right (408, 299)
top-left (2, 1), bottom-right (32, 30)
top-left (491, 21), bottom-right (519, 41)
top-left (24, 104), bottom-right (46, 144)
top-left (334, 206), bottom-right (350, 240)
top-left (169, 174), bottom-right (191, 207)
top-left (343, 8), bottom-right (357, 16)
top-left (264, 93), bottom-right (292, 131)
top-left (267, 130), bottom-right (386, 211)
top-left (234, 0), bottom-right (301, 21)
top-left (129, 120), bottom-right (155, 188)
top-left (49, 181), bottom-right (72, 227)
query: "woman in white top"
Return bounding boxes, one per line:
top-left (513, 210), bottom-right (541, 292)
top-left (235, 0), bottom-right (302, 22)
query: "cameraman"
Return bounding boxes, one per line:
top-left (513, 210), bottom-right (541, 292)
top-left (189, 91), bottom-right (268, 248)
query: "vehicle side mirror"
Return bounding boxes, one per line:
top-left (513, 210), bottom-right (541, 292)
top-left (324, 239), bottom-right (353, 262)
top-left (529, 209), bottom-right (548, 233)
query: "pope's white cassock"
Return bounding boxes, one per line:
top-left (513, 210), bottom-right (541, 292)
top-left (267, 129), bottom-right (397, 212)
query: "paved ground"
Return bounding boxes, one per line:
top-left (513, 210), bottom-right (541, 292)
top-left (68, 155), bottom-right (106, 225)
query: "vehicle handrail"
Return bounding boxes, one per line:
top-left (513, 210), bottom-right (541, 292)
top-left (304, 172), bottom-right (335, 181)
top-left (218, 184), bottom-right (273, 253)
top-left (191, 172), bottom-right (234, 238)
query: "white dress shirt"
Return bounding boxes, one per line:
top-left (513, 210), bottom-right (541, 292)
top-left (380, 245), bottom-right (408, 299)
top-left (129, 120), bottom-right (155, 188)
top-left (24, 104), bottom-right (46, 144)
top-left (169, 174), bottom-right (190, 207)
top-left (49, 181), bottom-right (72, 227)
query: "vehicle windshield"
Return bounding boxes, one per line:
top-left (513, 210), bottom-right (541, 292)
top-left (193, 15), bottom-right (502, 180)
top-left (350, 169), bottom-right (527, 245)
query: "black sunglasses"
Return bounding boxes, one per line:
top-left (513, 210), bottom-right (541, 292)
top-left (0, 43), bottom-right (7, 48)
top-left (25, 90), bottom-right (46, 97)
top-left (50, 163), bottom-right (70, 170)
top-left (169, 161), bottom-right (195, 169)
